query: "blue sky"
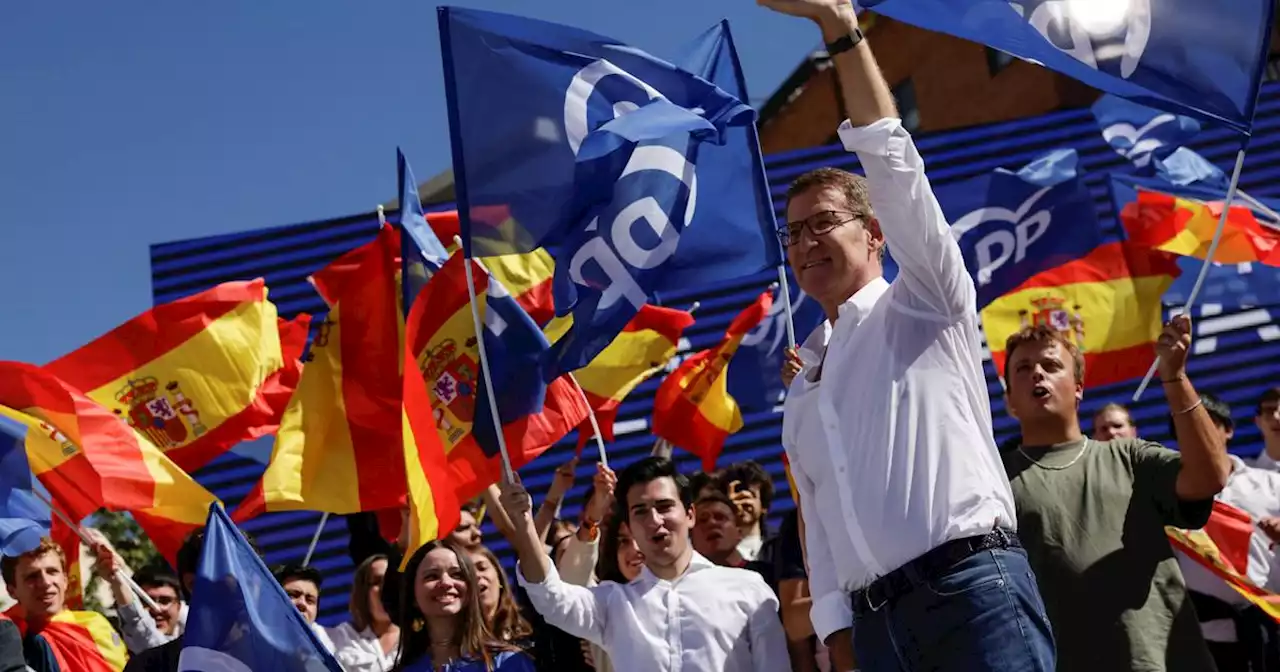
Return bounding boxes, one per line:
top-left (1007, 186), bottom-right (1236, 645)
top-left (0, 1), bottom-right (819, 365)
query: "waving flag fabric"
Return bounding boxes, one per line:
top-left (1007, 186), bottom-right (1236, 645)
top-left (1091, 94), bottom-right (1201, 170)
top-left (0, 416), bottom-right (50, 556)
top-left (32, 610), bottom-right (128, 672)
top-left (43, 281), bottom-right (307, 474)
top-left (408, 253), bottom-right (588, 502)
top-left (261, 226), bottom-right (405, 515)
top-left (858, 0), bottom-right (1273, 133)
top-left (935, 149), bottom-right (1103, 309)
top-left (653, 291), bottom-right (771, 471)
top-left (727, 281), bottom-right (825, 412)
top-left (1167, 502), bottom-right (1280, 622)
top-left (570, 305), bottom-right (696, 449)
top-left (1120, 189), bottom-right (1280, 267)
top-left (179, 504), bottom-right (343, 672)
top-left (0, 363), bottom-right (217, 562)
top-left (439, 9), bottom-right (780, 377)
top-left (982, 242), bottom-right (1180, 388)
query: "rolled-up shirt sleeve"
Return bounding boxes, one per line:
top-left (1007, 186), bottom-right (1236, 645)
top-left (116, 600), bottom-right (171, 653)
top-left (838, 118), bottom-right (975, 320)
top-left (785, 441), bottom-right (852, 644)
top-left (516, 560), bottom-right (607, 646)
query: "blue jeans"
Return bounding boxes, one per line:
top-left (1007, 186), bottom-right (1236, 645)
top-left (849, 548), bottom-right (1055, 671)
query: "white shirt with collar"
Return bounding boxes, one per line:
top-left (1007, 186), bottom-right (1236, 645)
top-left (781, 118), bottom-right (1018, 644)
top-left (518, 551), bottom-right (790, 672)
top-left (1252, 450), bottom-right (1280, 473)
top-left (1177, 455), bottom-right (1280, 642)
top-left (324, 622), bottom-right (399, 672)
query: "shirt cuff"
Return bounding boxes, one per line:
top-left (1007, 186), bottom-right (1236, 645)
top-left (810, 589), bottom-right (855, 645)
top-left (516, 558), bottom-right (562, 591)
top-left (116, 600), bottom-right (149, 626)
top-left (836, 117), bottom-right (905, 158)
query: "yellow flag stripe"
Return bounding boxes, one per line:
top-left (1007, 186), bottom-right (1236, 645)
top-left (982, 275), bottom-right (1171, 354)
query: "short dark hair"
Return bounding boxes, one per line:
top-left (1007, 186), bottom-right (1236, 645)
top-left (1168, 391), bottom-right (1233, 436)
top-left (719, 461), bottom-right (775, 514)
top-left (786, 168), bottom-right (873, 219)
top-left (694, 490), bottom-right (735, 513)
top-left (613, 457), bottom-right (692, 522)
top-left (133, 567), bottom-right (181, 595)
top-left (1257, 387), bottom-right (1280, 417)
top-left (273, 563), bottom-right (323, 590)
top-left (175, 527), bottom-right (263, 578)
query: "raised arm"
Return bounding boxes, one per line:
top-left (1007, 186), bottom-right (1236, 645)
top-left (534, 458), bottom-right (578, 544)
top-left (761, 0), bottom-right (974, 319)
top-left (499, 476), bottom-right (608, 645)
top-left (1158, 315), bottom-right (1231, 500)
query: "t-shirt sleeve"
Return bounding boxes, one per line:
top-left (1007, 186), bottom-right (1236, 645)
top-left (1132, 440), bottom-right (1213, 529)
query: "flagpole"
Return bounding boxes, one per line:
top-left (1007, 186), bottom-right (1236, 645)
top-left (30, 490), bottom-right (162, 614)
top-left (462, 254), bottom-right (516, 483)
top-left (302, 512), bottom-right (328, 566)
top-left (567, 374), bottom-right (608, 469)
top-left (776, 266), bottom-right (797, 351)
top-left (1132, 147), bottom-right (1249, 402)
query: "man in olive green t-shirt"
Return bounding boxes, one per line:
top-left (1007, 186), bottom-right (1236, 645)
top-left (1001, 316), bottom-right (1231, 671)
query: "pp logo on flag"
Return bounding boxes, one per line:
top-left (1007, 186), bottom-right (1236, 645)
top-left (1010, 0), bottom-right (1151, 78)
top-left (563, 58), bottom-right (699, 312)
top-left (952, 186), bottom-right (1054, 287)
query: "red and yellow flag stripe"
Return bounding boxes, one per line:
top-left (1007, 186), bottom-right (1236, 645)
top-left (1167, 502), bottom-right (1280, 623)
top-left (0, 363), bottom-right (216, 562)
top-left (653, 291), bottom-right (772, 471)
top-left (982, 242), bottom-right (1180, 389)
top-left (1121, 189), bottom-right (1280, 266)
top-left (36, 610), bottom-right (128, 672)
top-left (44, 280), bottom-right (307, 473)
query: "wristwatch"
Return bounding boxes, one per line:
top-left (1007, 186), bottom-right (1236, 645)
top-left (825, 27), bottom-right (865, 57)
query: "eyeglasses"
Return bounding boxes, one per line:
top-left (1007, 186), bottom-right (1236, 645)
top-left (777, 210), bottom-right (862, 247)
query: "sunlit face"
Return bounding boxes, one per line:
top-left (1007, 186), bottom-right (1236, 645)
top-left (143, 584), bottom-right (181, 634)
top-left (449, 511), bottom-right (482, 550)
top-left (732, 485), bottom-right (762, 528)
top-left (1006, 340), bottom-right (1082, 427)
top-left (785, 186), bottom-right (882, 312)
top-left (414, 548), bottom-right (468, 619)
top-left (692, 501), bottom-right (742, 562)
top-left (366, 558), bottom-right (391, 625)
top-left (467, 550), bottom-right (501, 622)
top-left (615, 526), bottom-right (645, 582)
top-left (1258, 399), bottom-right (1280, 443)
top-left (623, 477), bottom-right (692, 571)
top-left (283, 578), bottom-right (320, 623)
top-left (1093, 408), bottom-right (1137, 441)
top-left (7, 551), bottom-right (66, 622)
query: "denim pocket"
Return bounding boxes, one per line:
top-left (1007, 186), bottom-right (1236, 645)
top-left (922, 551), bottom-right (1006, 598)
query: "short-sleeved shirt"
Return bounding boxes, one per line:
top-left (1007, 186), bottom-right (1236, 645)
top-left (1002, 437), bottom-right (1216, 672)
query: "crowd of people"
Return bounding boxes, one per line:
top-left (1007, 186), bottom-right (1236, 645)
top-left (4, 0), bottom-right (1280, 671)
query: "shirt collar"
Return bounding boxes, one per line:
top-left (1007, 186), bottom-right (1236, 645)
top-left (797, 277), bottom-right (889, 365)
top-left (637, 551), bottom-right (714, 585)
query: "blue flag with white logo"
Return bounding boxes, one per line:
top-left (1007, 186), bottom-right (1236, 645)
top-left (936, 149), bottom-right (1103, 308)
top-left (438, 8), bottom-right (781, 378)
top-left (859, 0), bottom-right (1272, 133)
top-left (0, 416), bottom-right (50, 557)
top-left (1091, 95), bottom-right (1201, 170)
top-left (178, 504), bottom-right (342, 672)
top-left (726, 278), bottom-right (827, 411)
top-left (399, 149), bottom-right (448, 311)
top-left (1109, 170), bottom-right (1280, 307)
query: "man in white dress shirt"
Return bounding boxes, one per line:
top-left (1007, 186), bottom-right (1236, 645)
top-left (760, 1), bottom-right (1055, 670)
top-left (1251, 387), bottom-right (1280, 471)
top-left (502, 457), bottom-right (791, 672)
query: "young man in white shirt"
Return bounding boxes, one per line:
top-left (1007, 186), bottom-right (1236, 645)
top-left (1251, 387), bottom-right (1280, 471)
top-left (760, 1), bottom-right (1054, 670)
top-left (502, 457), bottom-right (791, 672)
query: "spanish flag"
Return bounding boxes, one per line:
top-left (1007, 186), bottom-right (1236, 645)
top-left (1167, 502), bottom-right (1280, 622)
top-left (0, 363), bottom-right (217, 562)
top-left (653, 291), bottom-right (772, 471)
top-left (409, 253), bottom-right (587, 502)
top-left (982, 242), bottom-right (1180, 389)
top-left (43, 280), bottom-right (309, 473)
top-left (32, 609), bottom-right (128, 672)
top-left (417, 210), bottom-right (556, 325)
top-left (261, 225), bottom-right (407, 515)
top-left (1121, 189), bottom-right (1280, 266)
top-left (562, 306), bottom-right (696, 451)
top-left (51, 518), bottom-right (84, 610)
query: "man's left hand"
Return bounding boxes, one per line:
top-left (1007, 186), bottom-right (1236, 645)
top-left (1156, 314), bottom-right (1193, 380)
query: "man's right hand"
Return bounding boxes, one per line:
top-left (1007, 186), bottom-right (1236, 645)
top-left (584, 463), bottom-right (617, 524)
top-left (781, 347), bottom-right (803, 388)
top-left (499, 476), bottom-right (534, 523)
top-left (824, 628), bottom-right (858, 671)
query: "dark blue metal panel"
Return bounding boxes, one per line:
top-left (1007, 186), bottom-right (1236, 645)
top-left (150, 83), bottom-right (1280, 625)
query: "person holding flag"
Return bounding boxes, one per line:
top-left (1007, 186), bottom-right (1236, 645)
top-left (761, 0), bottom-right (1053, 670)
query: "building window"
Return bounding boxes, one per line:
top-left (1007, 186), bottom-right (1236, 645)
top-left (986, 47), bottom-right (1015, 76)
top-left (892, 79), bottom-right (921, 133)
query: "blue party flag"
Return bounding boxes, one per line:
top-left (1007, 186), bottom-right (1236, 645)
top-left (0, 415), bottom-right (50, 557)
